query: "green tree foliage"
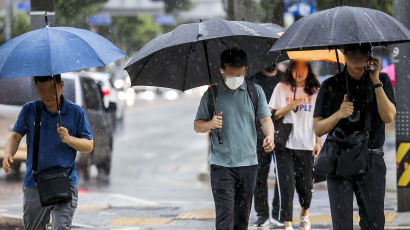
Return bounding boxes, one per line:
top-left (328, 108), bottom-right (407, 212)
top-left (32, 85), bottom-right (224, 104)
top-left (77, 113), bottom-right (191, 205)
top-left (55, 0), bottom-right (104, 28)
top-left (12, 12), bottom-right (30, 38)
top-left (0, 12), bottom-right (30, 45)
top-left (165, 0), bottom-right (192, 14)
top-left (98, 15), bottom-right (163, 55)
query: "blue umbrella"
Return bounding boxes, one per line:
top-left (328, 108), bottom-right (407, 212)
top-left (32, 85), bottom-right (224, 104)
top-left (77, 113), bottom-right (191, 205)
top-left (0, 27), bottom-right (125, 79)
top-left (0, 25), bottom-right (125, 124)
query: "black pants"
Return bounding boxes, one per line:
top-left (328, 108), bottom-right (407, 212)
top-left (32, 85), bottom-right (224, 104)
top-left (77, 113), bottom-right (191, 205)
top-left (254, 139), bottom-right (274, 218)
top-left (210, 164), bottom-right (258, 230)
top-left (327, 153), bottom-right (386, 230)
top-left (272, 148), bottom-right (314, 222)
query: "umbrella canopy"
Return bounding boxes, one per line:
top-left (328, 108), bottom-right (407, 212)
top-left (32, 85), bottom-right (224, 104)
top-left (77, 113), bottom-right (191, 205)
top-left (258, 23), bottom-right (285, 35)
top-left (287, 49), bottom-right (345, 63)
top-left (271, 6), bottom-right (410, 52)
top-left (0, 27), bottom-right (125, 79)
top-left (125, 18), bottom-right (283, 91)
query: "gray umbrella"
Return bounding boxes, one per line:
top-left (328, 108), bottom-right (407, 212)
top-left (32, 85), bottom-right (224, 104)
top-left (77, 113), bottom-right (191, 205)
top-left (270, 6), bottom-right (410, 52)
top-left (125, 18), bottom-right (283, 91)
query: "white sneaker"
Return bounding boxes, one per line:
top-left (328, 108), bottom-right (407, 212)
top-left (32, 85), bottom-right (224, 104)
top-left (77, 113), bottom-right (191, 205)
top-left (300, 215), bottom-right (311, 230)
top-left (253, 216), bottom-right (271, 227)
top-left (270, 218), bottom-right (285, 227)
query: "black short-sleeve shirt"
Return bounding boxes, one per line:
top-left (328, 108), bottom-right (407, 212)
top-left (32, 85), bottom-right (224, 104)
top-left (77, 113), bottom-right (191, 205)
top-left (314, 69), bottom-right (396, 149)
top-left (247, 72), bottom-right (281, 102)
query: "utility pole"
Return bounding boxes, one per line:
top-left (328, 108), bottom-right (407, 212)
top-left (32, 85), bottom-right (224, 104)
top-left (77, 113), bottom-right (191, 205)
top-left (227, 0), bottom-right (235, 20)
top-left (4, 0), bottom-right (12, 41)
top-left (362, 0), bottom-right (370, 7)
top-left (393, 0), bottom-right (410, 212)
top-left (272, 0), bottom-right (284, 26)
top-left (30, 0), bottom-right (55, 30)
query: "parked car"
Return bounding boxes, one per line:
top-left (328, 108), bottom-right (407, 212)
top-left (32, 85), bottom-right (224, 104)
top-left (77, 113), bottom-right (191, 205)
top-left (62, 73), bottom-right (115, 176)
top-left (0, 77), bottom-right (37, 174)
top-left (80, 72), bottom-right (127, 126)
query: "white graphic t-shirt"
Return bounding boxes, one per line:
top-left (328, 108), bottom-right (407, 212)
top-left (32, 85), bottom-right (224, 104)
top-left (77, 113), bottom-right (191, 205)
top-left (269, 82), bottom-right (318, 151)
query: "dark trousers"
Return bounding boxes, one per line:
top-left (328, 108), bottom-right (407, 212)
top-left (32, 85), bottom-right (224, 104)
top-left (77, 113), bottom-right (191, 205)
top-left (327, 153), bottom-right (386, 230)
top-left (254, 139), bottom-right (274, 218)
top-left (210, 164), bottom-right (258, 230)
top-left (272, 148), bottom-right (314, 221)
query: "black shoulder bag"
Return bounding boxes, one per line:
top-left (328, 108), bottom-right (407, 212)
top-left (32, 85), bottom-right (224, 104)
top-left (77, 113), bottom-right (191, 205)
top-left (314, 80), bottom-right (373, 178)
top-left (273, 87), bottom-right (297, 148)
top-left (33, 101), bottom-right (73, 207)
top-left (273, 117), bottom-right (293, 148)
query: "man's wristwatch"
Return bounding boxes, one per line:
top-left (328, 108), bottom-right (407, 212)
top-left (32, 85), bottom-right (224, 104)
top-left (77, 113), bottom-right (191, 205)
top-left (374, 82), bottom-right (383, 89)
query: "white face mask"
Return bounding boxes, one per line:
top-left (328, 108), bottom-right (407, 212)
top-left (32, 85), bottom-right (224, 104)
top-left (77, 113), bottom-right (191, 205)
top-left (224, 76), bottom-right (245, 90)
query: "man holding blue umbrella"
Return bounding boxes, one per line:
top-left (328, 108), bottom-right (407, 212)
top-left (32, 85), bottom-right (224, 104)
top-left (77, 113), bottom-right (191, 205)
top-left (0, 17), bottom-right (125, 229)
top-left (3, 74), bottom-right (94, 229)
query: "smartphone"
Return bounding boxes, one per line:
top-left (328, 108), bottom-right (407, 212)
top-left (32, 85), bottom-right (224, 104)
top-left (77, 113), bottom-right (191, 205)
top-left (365, 56), bottom-right (376, 71)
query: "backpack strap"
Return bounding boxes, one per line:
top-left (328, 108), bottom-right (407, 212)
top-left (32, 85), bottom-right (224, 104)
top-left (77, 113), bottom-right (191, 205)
top-left (245, 79), bottom-right (259, 116)
top-left (207, 81), bottom-right (259, 118)
top-left (207, 84), bottom-right (218, 120)
top-left (32, 101), bottom-right (42, 180)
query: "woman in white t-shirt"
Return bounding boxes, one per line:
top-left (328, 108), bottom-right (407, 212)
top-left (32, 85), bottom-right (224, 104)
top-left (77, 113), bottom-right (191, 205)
top-left (269, 60), bottom-right (322, 230)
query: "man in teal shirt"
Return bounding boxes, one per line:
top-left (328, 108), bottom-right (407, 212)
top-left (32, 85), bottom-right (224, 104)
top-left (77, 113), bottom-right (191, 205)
top-left (194, 48), bottom-right (275, 230)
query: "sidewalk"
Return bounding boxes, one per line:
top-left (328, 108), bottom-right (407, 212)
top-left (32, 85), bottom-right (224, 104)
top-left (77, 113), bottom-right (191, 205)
top-left (1, 185), bottom-right (410, 229)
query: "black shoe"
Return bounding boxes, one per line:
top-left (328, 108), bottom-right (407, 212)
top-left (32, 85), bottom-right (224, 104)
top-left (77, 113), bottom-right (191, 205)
top-left (254, 216), bottom-right (270, 227)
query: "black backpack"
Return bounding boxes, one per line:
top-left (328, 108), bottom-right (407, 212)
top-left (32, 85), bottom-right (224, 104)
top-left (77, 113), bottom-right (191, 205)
top-left (207, 80), bottom-right (264, 139)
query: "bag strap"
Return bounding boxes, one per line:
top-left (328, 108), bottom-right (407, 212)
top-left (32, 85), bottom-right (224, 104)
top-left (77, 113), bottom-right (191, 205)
top-left (245, 79), bottom-right (259, 116)
top-left (32, 101), bottom-right (75, 180)
top-left (32, 101), bottom-right (42, 176)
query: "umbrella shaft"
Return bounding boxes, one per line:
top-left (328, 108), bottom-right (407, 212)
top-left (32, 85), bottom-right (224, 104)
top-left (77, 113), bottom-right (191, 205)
top-left (202, 40), bottom-right (217, 113)
top-left (53, 76), bottom-right (61, 126)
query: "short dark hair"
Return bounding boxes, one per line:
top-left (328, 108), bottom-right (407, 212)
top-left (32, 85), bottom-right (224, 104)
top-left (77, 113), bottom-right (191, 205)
top-left (220, 48), bottom-right (248, 69)
top-left (264, 63), bottom-right (276, 72)
top-left (34, 74), bottom-right (62, 84)
top-left (343, 44), bottom-right (372, 55)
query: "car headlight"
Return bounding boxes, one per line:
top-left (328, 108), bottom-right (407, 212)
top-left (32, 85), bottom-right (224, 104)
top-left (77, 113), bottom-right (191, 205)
top-left (165, 90), bottom-right (178, 100)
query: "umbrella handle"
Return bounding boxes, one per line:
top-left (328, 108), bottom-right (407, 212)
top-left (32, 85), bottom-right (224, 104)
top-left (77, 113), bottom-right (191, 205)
top-left (216, 128), bottom-right (223, 144)
top-left (348, 110), bottom-right (361, 123)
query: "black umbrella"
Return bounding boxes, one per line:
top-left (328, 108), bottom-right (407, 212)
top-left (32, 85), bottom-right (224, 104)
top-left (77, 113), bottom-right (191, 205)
top-left (125, 19), bottom-right (283, 91)
top-left (258, 23), bottom-right (285, 35)
top-left (270, 6), bottom-right (410, 52)
top-left (125, 19), bottom-right (284, 144)
top-left (270, 6), bottom-right (410, 122)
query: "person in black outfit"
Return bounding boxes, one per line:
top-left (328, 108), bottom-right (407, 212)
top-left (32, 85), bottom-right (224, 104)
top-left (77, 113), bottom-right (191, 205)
top-left (313, 44), bottom-right (396, 230)
top-left (248, 64), bottom-right (283, 227)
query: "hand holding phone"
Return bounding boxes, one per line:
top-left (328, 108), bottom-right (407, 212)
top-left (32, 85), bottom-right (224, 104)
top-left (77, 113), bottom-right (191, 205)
top-left (366, 56), bottom-right (381, 84)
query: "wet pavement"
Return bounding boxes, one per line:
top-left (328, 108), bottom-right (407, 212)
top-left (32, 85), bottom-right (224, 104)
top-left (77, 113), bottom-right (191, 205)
top-left (0, 95), bottom-right (409, 229)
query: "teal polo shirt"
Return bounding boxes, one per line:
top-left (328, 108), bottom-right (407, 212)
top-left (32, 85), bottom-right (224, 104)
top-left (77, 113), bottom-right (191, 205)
top-left (195, 80), bottom-right (271, 167)
top-left (12, 96), bottom-right (93, 187)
